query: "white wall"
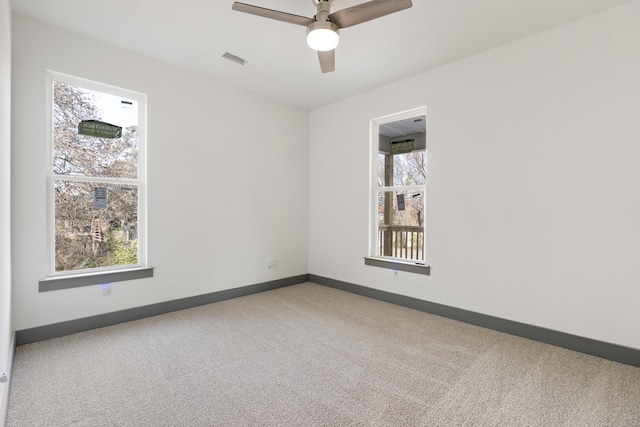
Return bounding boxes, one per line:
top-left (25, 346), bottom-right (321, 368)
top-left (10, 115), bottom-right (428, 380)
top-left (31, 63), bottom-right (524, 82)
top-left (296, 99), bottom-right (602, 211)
top-left (309, 1), bottom-right (640, 350)
top-left (0, 0), bottom-right (11, 421)
top-left (11, 15), bottom-right (309, 330)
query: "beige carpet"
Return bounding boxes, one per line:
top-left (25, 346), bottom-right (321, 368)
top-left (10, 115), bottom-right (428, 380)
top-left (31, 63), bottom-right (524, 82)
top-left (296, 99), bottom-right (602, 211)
top-left (7, 283), bottom-right (640, 426)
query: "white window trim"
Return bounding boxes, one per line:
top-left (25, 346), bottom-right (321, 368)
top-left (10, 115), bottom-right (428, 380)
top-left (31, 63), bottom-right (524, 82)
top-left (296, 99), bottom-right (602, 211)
top-left (43, 71), bottom-right (151, 289)
top-left (367, 106), bottom-right (430, 275)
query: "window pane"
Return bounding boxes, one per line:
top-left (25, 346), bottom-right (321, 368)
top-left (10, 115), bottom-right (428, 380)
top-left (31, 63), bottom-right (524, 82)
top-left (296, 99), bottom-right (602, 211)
top-left (378, 150), bottom-right (426, 187)
top-left (53, 81), bottom-right (138, 178)
top-left (54, 180), bottom-right (138, 272)
top-left (393, 150), bottom-right (426, 186)
top-left (376, 190), bottom-right (424, 261)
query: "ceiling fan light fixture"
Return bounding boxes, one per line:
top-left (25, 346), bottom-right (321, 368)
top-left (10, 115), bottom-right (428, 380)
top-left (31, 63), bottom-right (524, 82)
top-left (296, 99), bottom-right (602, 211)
top-left (306, 21), bottom-right (340, 51)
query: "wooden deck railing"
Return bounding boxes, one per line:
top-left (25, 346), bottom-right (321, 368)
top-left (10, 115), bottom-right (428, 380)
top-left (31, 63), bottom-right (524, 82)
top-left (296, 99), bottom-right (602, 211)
top-left (378, 225), bottom-right (424, 260)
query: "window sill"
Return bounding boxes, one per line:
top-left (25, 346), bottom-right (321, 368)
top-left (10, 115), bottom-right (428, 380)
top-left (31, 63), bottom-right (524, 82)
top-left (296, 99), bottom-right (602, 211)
top-left (39, 267), bottom-right (154, 292)
top-left (364, 257), bottom-right (430, 275)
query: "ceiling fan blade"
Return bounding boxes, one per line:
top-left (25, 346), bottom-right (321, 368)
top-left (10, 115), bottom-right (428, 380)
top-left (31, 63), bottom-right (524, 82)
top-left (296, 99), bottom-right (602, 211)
top-left (317, 50), bottom-right (335, 74)
top-left (232, 2), bottom-right (315, 26)
top-left (328, 0), bottom-right (412, 29)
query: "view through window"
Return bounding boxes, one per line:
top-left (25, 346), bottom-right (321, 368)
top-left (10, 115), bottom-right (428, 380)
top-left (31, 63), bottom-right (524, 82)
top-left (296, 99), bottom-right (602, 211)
top-left (48, 72), bottom-right (146, 274)
top-left (371, 107), bottom-right (427, 263)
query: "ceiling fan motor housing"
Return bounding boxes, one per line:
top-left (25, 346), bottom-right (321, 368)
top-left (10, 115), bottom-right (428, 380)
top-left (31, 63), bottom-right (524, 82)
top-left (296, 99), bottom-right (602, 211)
top-left (312, 0), bottom-right (336, 6)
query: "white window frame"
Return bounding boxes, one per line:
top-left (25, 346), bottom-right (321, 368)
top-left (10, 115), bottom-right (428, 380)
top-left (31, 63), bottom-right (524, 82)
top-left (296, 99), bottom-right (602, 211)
top-left (366, 106), bottom-right (430, 275)
top-left (40, 71), bottom-right (152, 291)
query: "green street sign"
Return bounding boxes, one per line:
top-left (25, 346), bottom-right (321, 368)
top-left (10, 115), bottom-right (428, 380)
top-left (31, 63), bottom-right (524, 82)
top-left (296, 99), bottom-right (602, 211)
top-left (389, 139), bottom-right (415, 155)
top-left (78, 120), bottom-right (122, 139)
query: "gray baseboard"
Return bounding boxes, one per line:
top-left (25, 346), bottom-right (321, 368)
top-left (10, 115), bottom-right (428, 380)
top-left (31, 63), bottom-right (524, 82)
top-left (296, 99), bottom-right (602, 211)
top-left (309, 274), bottom-right (640, 368)
top-left (16, 275), bottom-right (309, 345)
top-left (16, 273), bottom-right (640, 368)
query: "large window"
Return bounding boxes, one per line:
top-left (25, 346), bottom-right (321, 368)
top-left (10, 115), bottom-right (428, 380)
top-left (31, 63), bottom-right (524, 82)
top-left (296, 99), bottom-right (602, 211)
top-left (42, 71), bottom-right (151, 290)
top-left (368, 107), bottom-right (429, 274)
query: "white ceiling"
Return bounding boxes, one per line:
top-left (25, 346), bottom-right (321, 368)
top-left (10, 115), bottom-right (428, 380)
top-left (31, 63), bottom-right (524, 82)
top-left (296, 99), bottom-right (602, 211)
top-left (10, 0), bottom-right (631, 110)
top-left (380, 115), bottom-right (426, 138)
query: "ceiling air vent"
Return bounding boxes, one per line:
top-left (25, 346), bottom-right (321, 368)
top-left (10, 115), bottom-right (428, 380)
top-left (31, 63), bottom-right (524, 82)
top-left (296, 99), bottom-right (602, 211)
top-left (222, 52), bottom-right (248, 66)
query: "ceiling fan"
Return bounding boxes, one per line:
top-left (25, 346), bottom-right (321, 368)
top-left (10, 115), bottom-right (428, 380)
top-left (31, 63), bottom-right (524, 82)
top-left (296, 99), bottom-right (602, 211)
top-left (231, 0), bottom-right (413, 73)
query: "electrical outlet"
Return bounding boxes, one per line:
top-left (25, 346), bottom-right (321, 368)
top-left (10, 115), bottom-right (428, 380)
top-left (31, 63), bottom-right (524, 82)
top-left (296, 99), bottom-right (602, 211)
top-left (0, 372), bottom-right (7, 383)
top-left (101, 283), bottom-right (111, 296)
top-left (393, 270), bottom-right (399, 280)
top-left (267, 259), bottom-right (279, 270)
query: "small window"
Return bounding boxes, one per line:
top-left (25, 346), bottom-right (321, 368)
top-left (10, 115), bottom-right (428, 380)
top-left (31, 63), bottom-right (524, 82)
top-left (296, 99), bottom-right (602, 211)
top-left (44, 71), bottom-right (149, 287)
top-left (368, 107), bottom-right (428, 271)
